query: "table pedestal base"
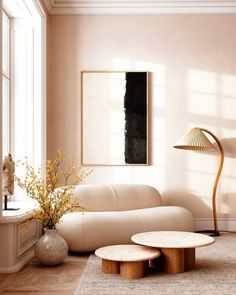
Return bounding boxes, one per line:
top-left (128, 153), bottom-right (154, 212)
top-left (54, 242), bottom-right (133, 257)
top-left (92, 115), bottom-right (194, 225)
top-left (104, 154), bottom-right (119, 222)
top-left (161, 248), bottom-right (196, 274)
top-left (102, 259), bottom-right (148, 279)
top-left (184, 248), bottom-right (195, 270)
top-left (102, 259), bottom-right (120, 274)
top-left (120, 261), bottom-right (146, 279)
top-left (161, 248), bottom-right (184, 274)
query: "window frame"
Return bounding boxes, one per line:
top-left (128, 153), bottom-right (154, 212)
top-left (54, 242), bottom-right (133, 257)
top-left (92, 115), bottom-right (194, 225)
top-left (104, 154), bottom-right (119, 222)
top-left (1, 0), bottom-right (47, 209)
top-left (2, 9), bottom-right (11, 158)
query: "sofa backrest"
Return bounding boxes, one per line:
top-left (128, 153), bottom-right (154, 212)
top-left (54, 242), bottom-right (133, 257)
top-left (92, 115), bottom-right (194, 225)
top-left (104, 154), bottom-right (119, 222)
top-left (73, 184), bottom-right (162, 211)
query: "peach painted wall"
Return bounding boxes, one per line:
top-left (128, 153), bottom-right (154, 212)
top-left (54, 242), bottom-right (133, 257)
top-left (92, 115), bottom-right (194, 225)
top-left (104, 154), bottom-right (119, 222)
top-left (47, 15), bottom-right (236, 223)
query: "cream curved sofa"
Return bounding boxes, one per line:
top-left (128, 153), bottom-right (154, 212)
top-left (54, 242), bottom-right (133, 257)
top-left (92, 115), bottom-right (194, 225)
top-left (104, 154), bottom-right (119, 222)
top-left (57, 184), bottom-right (195, 252)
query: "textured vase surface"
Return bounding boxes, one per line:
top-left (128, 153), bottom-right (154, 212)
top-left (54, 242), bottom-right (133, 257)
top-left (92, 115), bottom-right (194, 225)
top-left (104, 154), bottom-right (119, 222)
top-left (35, 229), bottom-right (68, 266)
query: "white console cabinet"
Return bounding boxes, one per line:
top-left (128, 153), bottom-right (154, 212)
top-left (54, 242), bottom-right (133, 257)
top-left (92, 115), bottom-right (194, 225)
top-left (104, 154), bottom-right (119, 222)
top-left (0, 203), bottom-right (41, 273)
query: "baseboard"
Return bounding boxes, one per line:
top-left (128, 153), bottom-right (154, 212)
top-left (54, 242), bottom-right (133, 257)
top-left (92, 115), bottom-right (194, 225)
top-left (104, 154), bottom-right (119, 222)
top-left (0, 249), bottom-right (34, 274)
top-left (195, 218), bottom-right (236, 232)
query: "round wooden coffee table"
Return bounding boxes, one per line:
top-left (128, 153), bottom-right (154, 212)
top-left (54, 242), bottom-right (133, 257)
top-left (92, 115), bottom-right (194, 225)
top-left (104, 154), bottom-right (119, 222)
top-left (95, 244), bottom-right (161, 279)
top-left (131, 231), bottom-right (215, 274)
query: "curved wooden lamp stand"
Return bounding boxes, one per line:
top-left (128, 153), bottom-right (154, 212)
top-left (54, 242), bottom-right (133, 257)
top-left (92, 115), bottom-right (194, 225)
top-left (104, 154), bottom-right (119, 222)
top-left (197, 128), bottom-right (224, 237)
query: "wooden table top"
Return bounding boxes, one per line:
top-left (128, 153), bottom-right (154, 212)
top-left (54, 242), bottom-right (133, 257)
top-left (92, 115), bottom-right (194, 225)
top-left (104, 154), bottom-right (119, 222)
top-left (95, 244), bottom-right (161, 262)
top-left (131, 231), bottom-right (215, 249)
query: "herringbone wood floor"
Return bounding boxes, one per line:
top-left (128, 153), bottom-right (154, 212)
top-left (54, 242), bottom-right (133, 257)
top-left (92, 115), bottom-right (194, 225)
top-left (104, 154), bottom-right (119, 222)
top-left (0, 253), bottom-right (89, 294)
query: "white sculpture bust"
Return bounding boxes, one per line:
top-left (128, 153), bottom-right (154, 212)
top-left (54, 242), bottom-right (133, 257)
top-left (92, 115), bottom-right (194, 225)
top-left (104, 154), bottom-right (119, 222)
top-left (3, 153), bottom-right (15, 196)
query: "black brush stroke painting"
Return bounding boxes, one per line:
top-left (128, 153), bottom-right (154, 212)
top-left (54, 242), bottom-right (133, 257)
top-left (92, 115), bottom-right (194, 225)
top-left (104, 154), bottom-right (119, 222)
top-left (124, 72), bottom-right (147, 164)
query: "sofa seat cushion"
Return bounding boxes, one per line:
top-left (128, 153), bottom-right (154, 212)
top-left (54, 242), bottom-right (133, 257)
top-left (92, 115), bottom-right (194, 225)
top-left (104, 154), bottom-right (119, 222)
top-left (58, 206), bottom-right (195, 252)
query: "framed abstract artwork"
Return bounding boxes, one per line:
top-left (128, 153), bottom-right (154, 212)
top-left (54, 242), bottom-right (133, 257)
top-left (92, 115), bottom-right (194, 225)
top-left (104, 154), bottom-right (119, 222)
top-left (81, 71), bottom-right (149, 165)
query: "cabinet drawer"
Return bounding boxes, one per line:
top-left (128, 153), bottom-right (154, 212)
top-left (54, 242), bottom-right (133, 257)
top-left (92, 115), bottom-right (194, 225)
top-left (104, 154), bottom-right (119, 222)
top-left (17, 220), bottom-right (40, 257)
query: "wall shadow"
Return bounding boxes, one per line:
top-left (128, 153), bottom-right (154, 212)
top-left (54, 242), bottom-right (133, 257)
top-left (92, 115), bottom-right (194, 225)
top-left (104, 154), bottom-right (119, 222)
top-left (162, 189), bottom-right (213, 217)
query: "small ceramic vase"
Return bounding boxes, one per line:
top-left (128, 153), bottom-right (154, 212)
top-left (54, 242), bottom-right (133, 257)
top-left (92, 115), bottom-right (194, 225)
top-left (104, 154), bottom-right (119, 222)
top-left (35, 228), bottom-right (68, 266)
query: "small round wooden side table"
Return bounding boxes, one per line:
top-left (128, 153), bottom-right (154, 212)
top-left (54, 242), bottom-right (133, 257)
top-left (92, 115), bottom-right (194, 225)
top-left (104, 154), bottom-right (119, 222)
top-left (95, 244), bottom-right (161, 279)
top-left (132, 231), bottom-right (215, 274)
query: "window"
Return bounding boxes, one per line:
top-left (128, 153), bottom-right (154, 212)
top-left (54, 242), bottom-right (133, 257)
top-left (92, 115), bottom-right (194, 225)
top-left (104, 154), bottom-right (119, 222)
top-left (1, 0), bottom-right (46, 202)
top-left (2, 11), bottom-right (10, 157)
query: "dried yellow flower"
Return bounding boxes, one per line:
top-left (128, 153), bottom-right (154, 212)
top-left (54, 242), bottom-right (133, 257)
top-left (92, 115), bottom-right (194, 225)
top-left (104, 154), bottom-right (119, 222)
top-left (15, 151), bottom-right (92, 229)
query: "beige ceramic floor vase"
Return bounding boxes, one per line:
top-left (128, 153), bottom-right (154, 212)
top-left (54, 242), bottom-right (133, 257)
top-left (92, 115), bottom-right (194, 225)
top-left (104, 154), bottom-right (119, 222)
top-left (35, 229), bottom-right (68, 265)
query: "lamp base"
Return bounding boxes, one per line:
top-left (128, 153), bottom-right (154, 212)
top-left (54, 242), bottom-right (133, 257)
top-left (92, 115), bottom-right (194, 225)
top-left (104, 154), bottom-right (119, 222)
top-left (195, 230), bottom-right (220, 237)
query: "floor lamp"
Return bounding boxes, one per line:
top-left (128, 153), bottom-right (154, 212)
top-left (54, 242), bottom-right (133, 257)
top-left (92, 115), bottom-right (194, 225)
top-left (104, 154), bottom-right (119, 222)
top-left (173, 127), bottom-right (224, 237)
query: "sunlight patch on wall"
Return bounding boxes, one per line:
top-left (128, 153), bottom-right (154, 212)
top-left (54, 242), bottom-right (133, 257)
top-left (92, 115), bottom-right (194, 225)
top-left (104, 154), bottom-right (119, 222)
top-left (153, 117), bottom-right (166, 166)
top-left (187, 69), bottom-right (218, 93)
top-left (84, 166), bottom-right (165, 190)
top-left (214, 127), bottom-right (236, 180)
top-left (186, 170), bottom-right (215, 200)
top-left (153, 142), bottom-right (166, 166)
top-left (153, 86), bottom-right (166, 109)
top-left (154, 117), bottom-right (166, 141)
top-left (221, 173), bottom-right (236, 192)
top-left (187, 69), bottom-right (218, 117)
top-left (187, 92), bottom-right (217, 117)
top-left (131, 166), bottom-right (166, 191)
top-left (110, 167), bottom-right (135, 183)
top-left (220, 74), bottom-right (236, 120)
top-left (221, 127), bottom-right (236, 138)
top-left (186, 152), bottom-right (217, 175)
top-left (221, 159), bottom-right (236, 181)
top-left (221, 74), bottom-right (236, 97)
top-left (221, 97), bottom-right (236, 120)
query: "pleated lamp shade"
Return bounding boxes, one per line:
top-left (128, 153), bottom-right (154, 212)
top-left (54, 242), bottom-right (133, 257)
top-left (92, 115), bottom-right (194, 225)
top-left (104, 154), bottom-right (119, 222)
top-left (173, 128), bottom-right (216, 151)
